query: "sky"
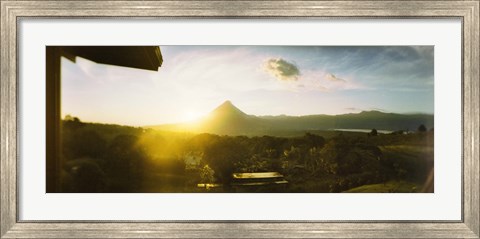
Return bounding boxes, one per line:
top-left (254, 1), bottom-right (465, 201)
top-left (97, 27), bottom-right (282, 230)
top-left (61, 46), bottom-right (434, 126)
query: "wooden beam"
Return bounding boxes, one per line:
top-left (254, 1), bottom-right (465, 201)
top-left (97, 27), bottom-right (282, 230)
top-left (46, 46), bottom-right (62, 193)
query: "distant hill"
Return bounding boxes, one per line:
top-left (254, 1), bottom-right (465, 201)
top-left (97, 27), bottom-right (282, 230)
top-left (147, 100), bottom-right (434, 136)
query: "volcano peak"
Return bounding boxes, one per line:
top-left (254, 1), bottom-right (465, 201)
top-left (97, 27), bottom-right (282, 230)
top-left (211, 100), bottom-right (245, 114)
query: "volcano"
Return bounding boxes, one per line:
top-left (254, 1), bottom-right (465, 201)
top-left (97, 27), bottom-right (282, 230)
top-left (208, 100), bottom-right (249, 121)
top-left (200, 100), bottom-right (266, 135)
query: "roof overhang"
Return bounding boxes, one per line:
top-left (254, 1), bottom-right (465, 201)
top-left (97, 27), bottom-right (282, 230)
top-left (61, 46), bottom-right (163, 71)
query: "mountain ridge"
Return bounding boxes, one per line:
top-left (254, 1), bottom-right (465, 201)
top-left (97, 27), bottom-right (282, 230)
top-left (147, 100), bottom-right (434, 136)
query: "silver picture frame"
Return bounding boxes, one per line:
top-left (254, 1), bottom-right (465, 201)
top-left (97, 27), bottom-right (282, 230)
top-left (1, 1), bottom-right (478, 238)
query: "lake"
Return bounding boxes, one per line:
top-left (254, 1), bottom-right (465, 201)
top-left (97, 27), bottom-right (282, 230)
top-left (333, 128), bottom-right (393, 134)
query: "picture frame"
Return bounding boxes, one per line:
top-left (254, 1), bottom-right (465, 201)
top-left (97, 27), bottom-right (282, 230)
top-left (1, 0), bottom-right (478, 238)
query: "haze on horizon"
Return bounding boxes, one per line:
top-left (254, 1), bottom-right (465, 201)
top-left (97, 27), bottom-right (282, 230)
top-left (61, 46), bottom-right (434, 126)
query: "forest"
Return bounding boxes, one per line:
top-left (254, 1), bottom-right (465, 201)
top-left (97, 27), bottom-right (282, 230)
top-left (59, 116), bottom-right (434, 193)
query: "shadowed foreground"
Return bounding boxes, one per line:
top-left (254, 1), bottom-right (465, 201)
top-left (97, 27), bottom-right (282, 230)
top-left (56, 116), bottom-right (433, 193)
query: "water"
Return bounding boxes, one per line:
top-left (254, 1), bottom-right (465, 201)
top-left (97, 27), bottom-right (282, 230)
top-left (333, 128), bottom-right (393, 134)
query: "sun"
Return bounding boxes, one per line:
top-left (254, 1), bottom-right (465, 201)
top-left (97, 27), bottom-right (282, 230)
top-left (181, 110), bottom-right (204, 122)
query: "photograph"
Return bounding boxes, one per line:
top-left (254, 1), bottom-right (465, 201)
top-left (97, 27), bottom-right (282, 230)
top-left (2, 0), bottom-right (478, 237)
top-left (48, 45), bottom-right (435, 193)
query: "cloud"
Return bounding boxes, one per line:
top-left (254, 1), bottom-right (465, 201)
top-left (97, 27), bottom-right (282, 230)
top-left (325, 73), bottom-right (346, 83)
top-left (262, 57), bottom-right (366, 93)
top-left (264, 58), bottom-right (301, 81)
top-left (369, 107), bottom-right (386, 112)
top-left (279, 70), bottom-right (363, 93)
top-left (345, 107), bottom-right (386, 113)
